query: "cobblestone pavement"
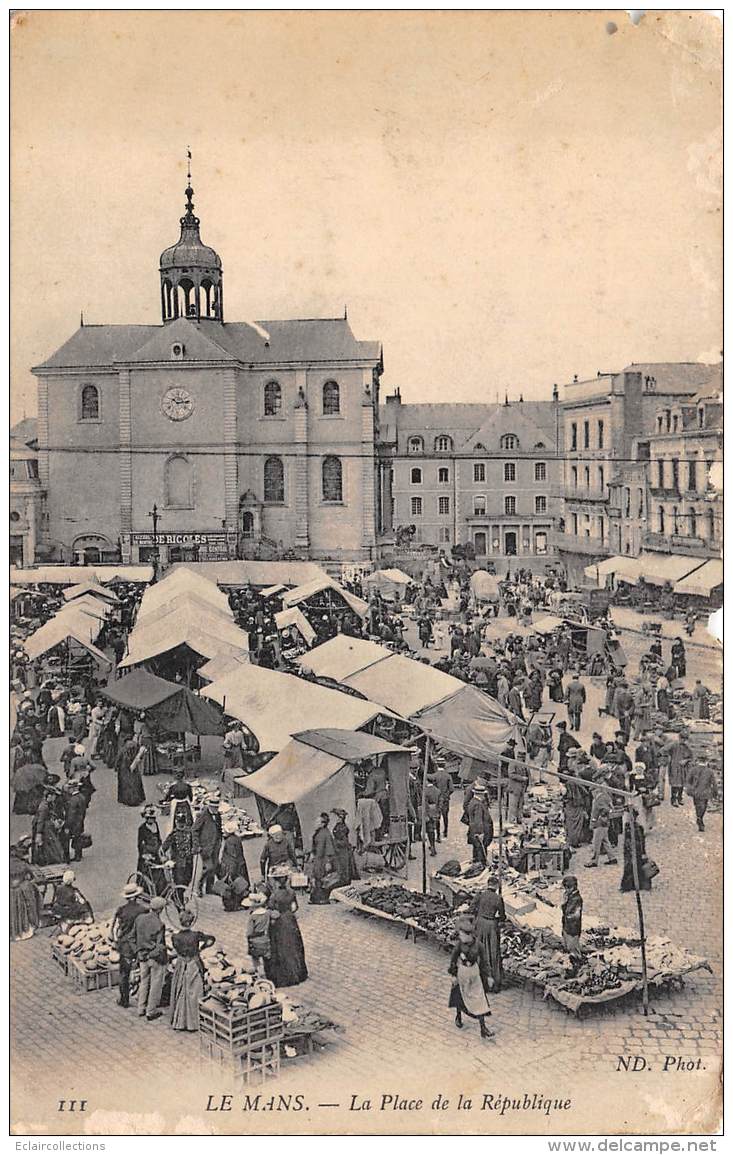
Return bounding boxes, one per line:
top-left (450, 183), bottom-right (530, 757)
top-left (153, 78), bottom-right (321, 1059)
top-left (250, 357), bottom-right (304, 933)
top-left (10, 620), bottom-right (722, 1132)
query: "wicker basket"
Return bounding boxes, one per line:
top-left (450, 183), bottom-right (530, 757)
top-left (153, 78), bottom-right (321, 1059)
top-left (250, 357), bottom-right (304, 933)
top-left (198, 998), bottom-right (283, 1054)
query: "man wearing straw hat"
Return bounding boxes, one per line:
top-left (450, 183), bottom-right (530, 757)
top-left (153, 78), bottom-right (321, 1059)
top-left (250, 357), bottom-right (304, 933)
top-left (111, 882), bottom-right (146, 1009)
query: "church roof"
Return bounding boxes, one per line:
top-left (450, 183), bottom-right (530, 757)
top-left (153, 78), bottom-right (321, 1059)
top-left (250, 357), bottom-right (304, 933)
top-left (34, 317), bottom-right (381, 371)
top-left (11, 417), bottom-right (38, 448)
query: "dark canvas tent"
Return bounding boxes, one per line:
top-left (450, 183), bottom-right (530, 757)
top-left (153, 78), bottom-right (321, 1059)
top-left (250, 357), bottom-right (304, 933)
top-left (102, 668), bottom-right (225, 735)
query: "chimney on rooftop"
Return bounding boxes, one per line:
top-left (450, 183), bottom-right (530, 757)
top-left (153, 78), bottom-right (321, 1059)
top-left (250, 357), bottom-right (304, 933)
top-left (573, 375), bottom-right (578, 383)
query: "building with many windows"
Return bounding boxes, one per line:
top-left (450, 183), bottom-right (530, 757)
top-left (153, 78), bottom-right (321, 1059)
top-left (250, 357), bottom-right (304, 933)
top-left (379, 391), bottom-right (562, 567)
top-left (643, 375), bottom-right (722, 559)
top-left (32, 179), bottom-right (383, 566)
top-left (556, 363), bottom-right (721, 581)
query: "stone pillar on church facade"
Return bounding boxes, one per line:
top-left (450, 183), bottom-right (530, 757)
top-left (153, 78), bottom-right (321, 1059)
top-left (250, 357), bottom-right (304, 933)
top-left (118, 368), bottom-right (132, 562)
top-left (361, 371), bottom-right (377, 555)
top-left (294, 369), bottom-right (310, 552)
top-left (222, 369), bottom-right (239, 556)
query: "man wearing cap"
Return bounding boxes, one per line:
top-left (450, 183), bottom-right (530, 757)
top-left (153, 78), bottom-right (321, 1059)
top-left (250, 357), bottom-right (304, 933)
top-left (685, 759), bottom-right (717, 833)
top-left (135, 896), bottom-right (167, 1021)
top-left (590, 732), bottom-right (607, 762)
top-left (193, 797), bottom-right (223, 897)
top-left (665, 729), bottom-right (692, 808)
top-left (561, 875), bottom-right (583, 963)
top-left (112, 883), bottom-right (147, 1008)
top-left (431, 760), bottom-right (453, 840)
top-left (62, 780), bottom-right (88, 864)
top-left (585, 775), bottom-right (618, 868)
top-left (565, 673), bottom-right (586, 732)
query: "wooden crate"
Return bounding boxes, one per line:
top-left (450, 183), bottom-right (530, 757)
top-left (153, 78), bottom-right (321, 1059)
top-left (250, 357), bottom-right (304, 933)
top-left (199, 1036), bottom-right (281, 1086)
top-left (68, 957), bottom-right (120, 994)
top-left (51, 943), bottom-right (71, 976)
top-left (198, 999), bottom-right (283, 1054)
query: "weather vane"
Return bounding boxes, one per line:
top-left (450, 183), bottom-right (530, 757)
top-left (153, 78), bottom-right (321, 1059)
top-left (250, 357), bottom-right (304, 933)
top-left (186, 146), bottom-right (192, 185)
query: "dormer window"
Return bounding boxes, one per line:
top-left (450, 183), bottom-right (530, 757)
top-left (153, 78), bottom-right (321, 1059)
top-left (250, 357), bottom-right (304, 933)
top-left (171, 343), bottom-right (185, 359)
top-left (500, 434), bottom-right (518, 450)
top-left (434, 435), bottom-right (453, 453)
top-left (408, 436), bottom-right (424, 454)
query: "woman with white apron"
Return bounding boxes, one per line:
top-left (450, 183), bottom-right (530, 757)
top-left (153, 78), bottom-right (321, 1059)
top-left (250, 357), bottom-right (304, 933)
top-left (448, 917), bottom-right (495, 1039)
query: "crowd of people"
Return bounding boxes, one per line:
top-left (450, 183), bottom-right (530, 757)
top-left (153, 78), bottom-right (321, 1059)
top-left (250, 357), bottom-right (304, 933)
top-left (9, 558), bottom-right (720, 1051)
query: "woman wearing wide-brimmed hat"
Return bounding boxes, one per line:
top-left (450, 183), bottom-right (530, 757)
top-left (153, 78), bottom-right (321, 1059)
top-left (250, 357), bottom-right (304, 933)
top-left (137, 806), bottom-right (165, 893)
top-left (448, 916), bottom-right (494, 1040)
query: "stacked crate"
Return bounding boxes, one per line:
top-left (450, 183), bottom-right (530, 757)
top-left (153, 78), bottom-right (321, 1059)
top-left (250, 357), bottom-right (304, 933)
top-left (198, 999), bottom-right (283, 1085)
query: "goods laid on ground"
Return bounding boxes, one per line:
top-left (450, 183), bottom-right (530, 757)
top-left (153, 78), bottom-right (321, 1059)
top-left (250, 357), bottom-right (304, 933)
top-left (52, 920), bottom-right (120, 993)
top-left (156, 778), bottom-right (264, 836)
top-left (333, 878), bottom-right (711, 1017)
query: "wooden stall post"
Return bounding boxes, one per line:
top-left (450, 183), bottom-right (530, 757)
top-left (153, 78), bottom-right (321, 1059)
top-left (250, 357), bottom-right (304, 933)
top-left (421, 737), bottom-right (431, 894)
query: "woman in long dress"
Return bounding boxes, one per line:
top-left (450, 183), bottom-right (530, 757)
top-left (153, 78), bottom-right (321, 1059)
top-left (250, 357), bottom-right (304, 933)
top-left (547, 668), bottom-right (564, 704)
top-left (471, 879), bottom-right (505, 993)
top-left (562, 778), bottom-right (591, 848)
top-left (10, 853), bottom-right (43, 940)
top-left (162, 810), bottom-right (196, 888)
top-left (331, 810), bottom-right (359, 887)
top-left (169, 910), bottom-right (215, 1031)
top-left (267, 870), bottom-right (308, 987)
top-left (448, 918), bottom-right (494, 1039)
top-left (134, 712), bottom-right (158, 775)
top-left (31, 789), bottom-right (66, 866)
top-left (692, 680), bottom-right (710, 720)
top-left (12, 761), bottom-right (47, 816)
top-left (115, 738), bottom-right (146, 807)
top-left (217, 822), bottom-right (250, 911)
top-left (620, 813), bottom-right (652, 893)
top-left (309, 813), bottom-right (337, 905)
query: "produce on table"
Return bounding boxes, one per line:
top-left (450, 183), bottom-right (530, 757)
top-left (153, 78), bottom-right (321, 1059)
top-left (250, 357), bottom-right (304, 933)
top-left (55, 920), bottom-right (120, 971)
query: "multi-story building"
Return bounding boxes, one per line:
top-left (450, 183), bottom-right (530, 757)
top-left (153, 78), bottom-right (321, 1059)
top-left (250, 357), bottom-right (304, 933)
top-left (32, 177), bottom-right (383, 567)
top-left (643, 375), bottom-right (722, 559)
top-left (379, 391), bottom-right (563, 568)
top-left (10, 433), bottom-right (44, 567)
top-left (557, 363), bottom-right (721, 580)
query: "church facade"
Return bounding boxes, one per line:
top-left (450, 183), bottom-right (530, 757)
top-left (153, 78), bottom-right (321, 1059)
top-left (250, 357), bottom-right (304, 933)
top-left (33, 181), bottom-right (384, 567)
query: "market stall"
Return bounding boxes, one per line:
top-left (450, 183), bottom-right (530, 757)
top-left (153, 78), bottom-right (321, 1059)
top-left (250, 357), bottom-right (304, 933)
top-left (202, 663), bottom-right (402, 755)
top-left (274, 607), bottom-right (316, 657)
top-left (237, 728), bottom-right (411, 874)
top-left (282, 576), bottom-right (369, 621)
top-left (363, 568), bottom-right (412, 602)
top-left (470, 570), bottom-right (501, 608)
top-left (672, 558), bottom-right (723, 608)
top-left (63, 580), bottom-right (120, 605)
top-left (23, 610), bottom-right (112, 677)
top-left (10, 564), bottom-right (153, 587)
top-left (637, 554), bottom-right (707, 589)
top-left (582, 556), bottom-right (642, 589)
top-left (101, 668), bottom-right (226, 771)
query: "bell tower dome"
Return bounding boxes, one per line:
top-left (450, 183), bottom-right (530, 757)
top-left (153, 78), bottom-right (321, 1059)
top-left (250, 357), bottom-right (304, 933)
top-left (159, 158), bottom-right (223, 323)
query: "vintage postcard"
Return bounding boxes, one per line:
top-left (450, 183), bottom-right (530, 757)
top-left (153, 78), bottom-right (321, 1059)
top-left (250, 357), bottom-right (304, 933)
top-left (9, 9), bottom-right (722, 1138)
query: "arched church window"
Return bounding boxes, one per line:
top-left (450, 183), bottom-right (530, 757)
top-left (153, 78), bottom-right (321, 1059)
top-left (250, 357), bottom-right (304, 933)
top-left (80, 384), bottom-right (100, 421)
top-left (165, 454), bottom-right (194, 509)
top-left (323, 380), bottom-right (340, 415)
top-left (264, 381), bottom-right (282, 417)
top-left (322, 456), bottom-right (343, 502)
top-left (263, 455), bottom-right (285, 503)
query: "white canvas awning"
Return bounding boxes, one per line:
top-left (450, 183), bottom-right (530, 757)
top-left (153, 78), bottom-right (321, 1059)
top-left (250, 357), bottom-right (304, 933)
top-left (24, 614), bottom-right (111, 665)
top-left (197, 650), bottom-right (251, 684)
top-left (583, 556), bottom-right (643, 585)
top-left (297, 635), bottom-right (391, 681)
top-left (202, 665), bottom-right (394, 752)
top-left (274, 607), bottom-right (316, 646)
top-left (10, 565), bottom-right (153, 586)
top-left (63, 581), bottom-right (120, 604)
top-left (120, 610), bottom-right (251, 668)
top-left (166, 560), bottom-right (328, 588)
top-left (673, 559), bottom-right (723, 596)
top-left (282, 576), bottom-right (368, 619)
top-left (638, 554), bottom-right (707, 588)
top-left (136, 567), bottom-right (229, 617)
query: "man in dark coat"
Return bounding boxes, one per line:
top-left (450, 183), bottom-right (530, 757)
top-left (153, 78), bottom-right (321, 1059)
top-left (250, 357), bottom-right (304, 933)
top-left (193, 797), bottom-right (223, 896)
top-left (665, 731), bottom-right (692, 807)
top-left (686, 762), bottom-right (717, 832)
top-left (63, 782), bottom-right (88, 863)
top-left (561, 875), bottom-right (583, 963)
top-left (565, 675), bottom-right (586, 732)
top-left (431, 760), bottom-right (453, 840)
top-left (466, 783), bottom-right (494, 865)
top-left (111, 881), bottom-right (147, 1008)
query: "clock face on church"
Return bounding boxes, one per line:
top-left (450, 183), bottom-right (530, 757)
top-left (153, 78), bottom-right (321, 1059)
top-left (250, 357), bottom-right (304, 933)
top-left (161, 386), bottom-right (195, 421)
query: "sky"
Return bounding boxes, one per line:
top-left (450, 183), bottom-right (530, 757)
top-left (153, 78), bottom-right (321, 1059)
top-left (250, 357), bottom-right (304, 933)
top-left (10, 10), bottom-right (722, 422)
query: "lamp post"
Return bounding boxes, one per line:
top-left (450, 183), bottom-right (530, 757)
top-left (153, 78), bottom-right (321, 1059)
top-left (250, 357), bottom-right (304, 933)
top-left (148, 503), bottom-right (161, 583)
